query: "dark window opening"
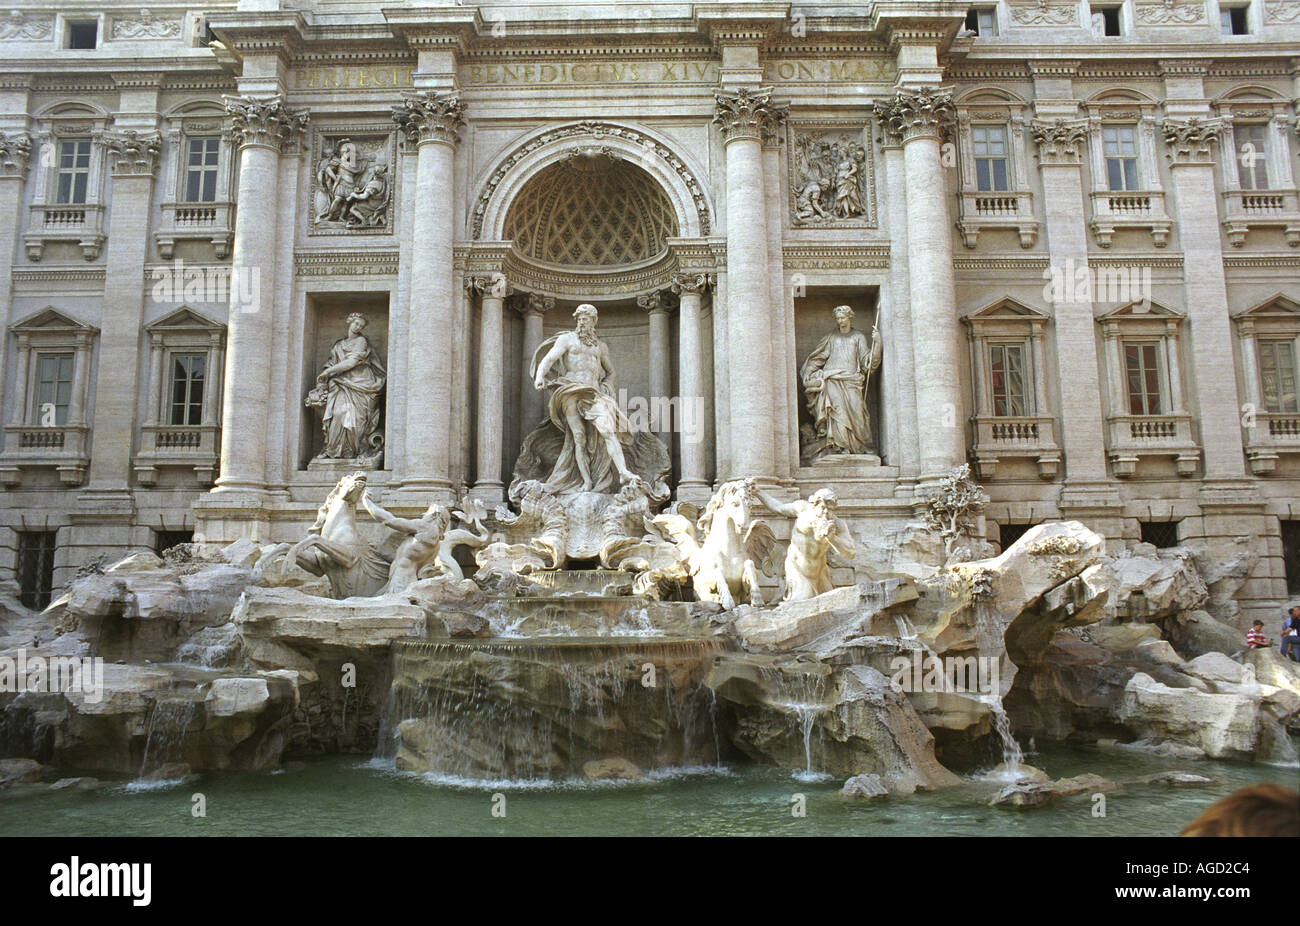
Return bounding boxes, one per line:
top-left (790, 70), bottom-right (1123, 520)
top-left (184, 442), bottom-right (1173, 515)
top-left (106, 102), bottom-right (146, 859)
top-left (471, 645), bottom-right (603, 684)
top-left (999, 522), bottom-right (1034, 552)
top-left (1094, 6), bottom-right (1123, 36)
top-left (154, 530), bottom-right (194, 556)
top-left (67, 21), bottom-right (98, 50)
top-left (965, 9), bottom-right (997, 36)
top-left (16, 530), bottom-right (58, 610)
top-left (1282, 520), bottom-right (1300, 595)
top-left (1140, 520), bottom-right (1180, 549)
top-left (1222, 6), bottom-right (1250, 34)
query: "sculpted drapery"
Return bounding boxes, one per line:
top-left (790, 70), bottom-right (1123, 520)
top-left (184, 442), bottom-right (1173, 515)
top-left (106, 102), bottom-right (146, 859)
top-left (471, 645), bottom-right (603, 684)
top-left (309, 312), bottom-right (386, 460)
top-left (800, 304), bottom-right (882, 457)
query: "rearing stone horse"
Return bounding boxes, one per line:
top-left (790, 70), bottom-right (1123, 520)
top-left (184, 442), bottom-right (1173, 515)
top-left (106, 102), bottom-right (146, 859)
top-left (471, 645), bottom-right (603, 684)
top-left (653, 479), bottom-right (777, 609)
top-left (290, 471), bottom-right (390, 599)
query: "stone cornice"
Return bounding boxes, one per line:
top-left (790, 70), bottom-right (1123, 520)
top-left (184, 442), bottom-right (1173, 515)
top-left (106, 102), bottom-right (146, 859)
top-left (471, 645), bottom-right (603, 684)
top-left (206, 10), bottom-right (308, 61)
top-left (392, 90), bottom-right (466, 148)
top-left (104, 130), bottom-right (162, 177)
top-left (224, 94), bottom-right (309, 153)
top-left (1162, 117), bottom-right (1223, 165)
top-left (713, 87), bottom-right (786, 144)
top-left (873, 87), bottom-right (956, 144)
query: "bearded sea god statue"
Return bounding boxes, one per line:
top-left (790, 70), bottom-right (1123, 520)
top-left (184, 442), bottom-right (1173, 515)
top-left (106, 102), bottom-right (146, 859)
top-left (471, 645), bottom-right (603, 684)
top-left (755, 487), bottom-right (856, 601)
top-left (800, 304), bottom-right (882, 461)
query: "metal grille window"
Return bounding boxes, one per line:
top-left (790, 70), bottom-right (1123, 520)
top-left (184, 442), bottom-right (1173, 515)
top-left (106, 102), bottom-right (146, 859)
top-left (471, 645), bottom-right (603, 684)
top-left (184, 137), bottom-right (220, 203)
top-left (1235, 124), bottom-right (1270, 191)
top-left (989, 342), bottom-right (1027, 416)
top-left (1259, 339), bottom-right (1298, 414)
top-left (1124, 342), bottom-right (1163, 415)
top-left (55, 139), bottom-right (91, 204)
top-left (168, 352), bottom-right (206, 426)
top-left (999, 522), bottom-right (1033, 551)
top-left (1103, 125), bottom-right (1139, 191)
top-left (16, 530), bottom-right (57, 610)
top-left (34, 351), bottom-right (74, 426)
top-left (1140, 520), bottom-right (1180, 549)
top-left (972, 125), bottom-right (1009, 192)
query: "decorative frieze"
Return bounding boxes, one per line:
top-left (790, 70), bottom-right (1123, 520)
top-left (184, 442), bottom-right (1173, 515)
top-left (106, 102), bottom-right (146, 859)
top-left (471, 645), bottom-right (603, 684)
top-left (1030, 119), bottom-right (1089, 164)
top-left (872, 88), bottom-right (955, 145)
top-left (391, 91), bottom-right (466, 148)
top-left (310, 130), bottom-right (395, 234)
top-left (223, 94), bottom-right (309, 153)
top-left (788, 125), bottom-right (875, 228)
top-left (1009, 1), bottom-right (1079, 26)
top-left (1265, 1), bottom-right (1300, 23)
top-left (110, 11), bottom-right (182, 40)
top-left (1134, 1), bottom-right (1206, 24)
top-left (712, 88), bottom-right (786, 144)
top-left (0, 11), bottom-right (52, 41)
top-left (104, 131), bottom-right (162, 177)
top-left (1162, 118), bottom-right (1223, 165)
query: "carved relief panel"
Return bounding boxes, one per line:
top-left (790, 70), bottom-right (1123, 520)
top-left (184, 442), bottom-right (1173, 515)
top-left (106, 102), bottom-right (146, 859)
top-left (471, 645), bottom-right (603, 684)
top-left (787, 123), bottom-right (876, 228)
top-left (309, 127), bottom-right (396, 235)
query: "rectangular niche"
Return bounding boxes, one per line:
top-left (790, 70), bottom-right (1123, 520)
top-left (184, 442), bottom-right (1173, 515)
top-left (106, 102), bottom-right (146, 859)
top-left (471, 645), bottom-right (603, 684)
top-left (793, 288), bottom-right (884, 466)
top-left (300, 293), bottom-right (390, 470)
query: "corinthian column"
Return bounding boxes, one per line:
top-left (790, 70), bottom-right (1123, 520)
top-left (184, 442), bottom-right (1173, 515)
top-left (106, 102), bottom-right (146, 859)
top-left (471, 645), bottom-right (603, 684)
top-left (215, 95), bottom-right (307, 494)
top-left (874, 88), bottom-right (964, 482)
top-left (713, 87), bottom-right (786, 481)
top-left (393, 91), bottom-right (465, 497)
top-left (672, 272), bottom-right (711, 497)
top-left (469, 272), bottom-right (509, 500)
top-left (1162, 118), bottom-right (1247, 481)
top-left (516, 291), bottom-right (553, 440)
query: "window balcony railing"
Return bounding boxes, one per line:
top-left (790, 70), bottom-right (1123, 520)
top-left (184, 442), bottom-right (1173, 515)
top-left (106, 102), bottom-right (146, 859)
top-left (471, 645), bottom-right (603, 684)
top-left (970, 414), bottom-right (1061, 480)
top-left (1106, 413), bottom-right (1199, 477)
top-left (0, 424), bottom-right (90, 486)
top-left (957, 190), bottom-right (1038, 248)
top-left (133, 423), bottom-right (219, 485)
top-left (24, 203), bottom-right (105, 261)
top-left (1221, 188), bottom-right (1300, 248)
top-left (1244, 411), bottom-right (1300, 476)
top-left (1088, 190), bottom-right (1172, 248)
top-left (155, 201), bottom-right (234, 260)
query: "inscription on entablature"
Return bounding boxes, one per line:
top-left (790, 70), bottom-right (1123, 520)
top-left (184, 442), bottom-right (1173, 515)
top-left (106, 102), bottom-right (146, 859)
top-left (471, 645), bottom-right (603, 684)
top-left (294, 67), bottom-right (415, 91)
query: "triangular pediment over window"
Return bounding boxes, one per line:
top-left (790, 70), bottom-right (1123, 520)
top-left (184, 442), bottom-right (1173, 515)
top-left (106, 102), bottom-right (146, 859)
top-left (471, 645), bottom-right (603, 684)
top-left (145, 306), bottom-right (224, 333)
top-left (9, 307), bottom-right (97, 334)
top-left (1238, 293), bottom-right (1300, 319)
top-left (1097, 299), bottom-right (1183, 322)
top-left (966, 297), bottom-right (1050, 322)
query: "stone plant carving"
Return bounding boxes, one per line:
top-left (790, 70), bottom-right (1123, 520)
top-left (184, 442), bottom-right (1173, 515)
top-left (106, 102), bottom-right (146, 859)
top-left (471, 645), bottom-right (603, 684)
top-left (313, 136), bottom-right (392, 230)
top-left (791, 131), bottom-right (869, 225)
top-left (305, 312), bottom-right (386, 465)
top-left (290, 472), bottom-right (390, 599)
top-left (755, 488), bottom-right (856, 602)
top-left (924, 464), bottom-right (990, 561)
top-left (650, 479), bottom-right (779, 609)
top-left (801, 304), bottom-right (882, 460)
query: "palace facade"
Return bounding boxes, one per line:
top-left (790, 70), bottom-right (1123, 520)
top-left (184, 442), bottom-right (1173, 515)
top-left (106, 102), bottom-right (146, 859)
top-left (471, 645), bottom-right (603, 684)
top-left (1, 1), bottom-right (1298, 620)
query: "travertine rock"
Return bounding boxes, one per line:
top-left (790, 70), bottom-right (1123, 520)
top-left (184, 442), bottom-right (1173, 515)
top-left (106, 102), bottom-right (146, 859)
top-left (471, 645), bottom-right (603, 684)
top-left (1117, 672), bottom-right (1259, 759)
top-left (1106, 546), bottom-right (1208, 620)
top-left (840, 773), bottom-right (888, 799)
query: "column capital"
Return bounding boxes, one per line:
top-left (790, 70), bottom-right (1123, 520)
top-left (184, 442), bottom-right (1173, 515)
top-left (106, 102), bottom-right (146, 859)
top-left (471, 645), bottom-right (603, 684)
top-left (1162, 117), bottom-right (1223, 166)
top-left (465, 272), bottom-right (510, 298)
top-left (393, 90), bottom-right (466, 148)
top-left (636, 290), bottom-right (675, 315)
top-left (713, 87), bottom-right (786, 145)
top-left (513, 290), bottom-right (554, 318)
top-left (0, 132), bottom-right (32, 178)
top-left (671, 271), bottom-right (713, 295)
top-left (103, 130), bottom-right (162, 177)
top-left (1030, 118), bottom-right (1089, 165)
top-left (223, 93), bottom-right (309, 153)
top-left (872, 87), bottom-right (955, 145)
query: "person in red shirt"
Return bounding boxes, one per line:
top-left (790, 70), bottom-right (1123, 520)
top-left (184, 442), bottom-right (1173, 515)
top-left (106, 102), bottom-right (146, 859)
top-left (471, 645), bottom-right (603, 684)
top-left (1246, 620), bottom-right (1268, 649)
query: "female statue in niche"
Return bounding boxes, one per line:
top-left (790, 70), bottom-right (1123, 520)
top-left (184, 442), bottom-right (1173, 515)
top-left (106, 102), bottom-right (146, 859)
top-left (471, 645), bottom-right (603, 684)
top-left (306, 312), bottom-right (386, 461)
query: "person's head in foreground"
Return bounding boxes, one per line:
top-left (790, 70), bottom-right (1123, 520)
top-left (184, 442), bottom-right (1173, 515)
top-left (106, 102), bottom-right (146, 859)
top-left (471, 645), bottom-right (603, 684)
top-left (1180, 783), bottom-right (1300, 837)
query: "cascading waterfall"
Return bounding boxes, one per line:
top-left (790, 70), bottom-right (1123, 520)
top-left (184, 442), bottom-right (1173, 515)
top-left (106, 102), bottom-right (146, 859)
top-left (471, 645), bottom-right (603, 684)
top-left (137, 693), bottom-right (201, 780)
top-left (759, 666), bottom-right (830, 781)
top-left (970, 600), bottom-right (1024, 775)
top-left (379, 637), bottom-right (728, 781)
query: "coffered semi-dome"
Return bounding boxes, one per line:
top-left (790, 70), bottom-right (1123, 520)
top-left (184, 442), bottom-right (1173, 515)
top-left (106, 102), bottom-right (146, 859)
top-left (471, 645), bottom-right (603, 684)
top-left (503, 155), bottom-right (680, 267)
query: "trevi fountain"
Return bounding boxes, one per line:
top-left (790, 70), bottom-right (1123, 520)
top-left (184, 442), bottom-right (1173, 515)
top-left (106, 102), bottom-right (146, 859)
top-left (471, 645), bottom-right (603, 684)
top-left (0, 303), bottom-right (1295, 837)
